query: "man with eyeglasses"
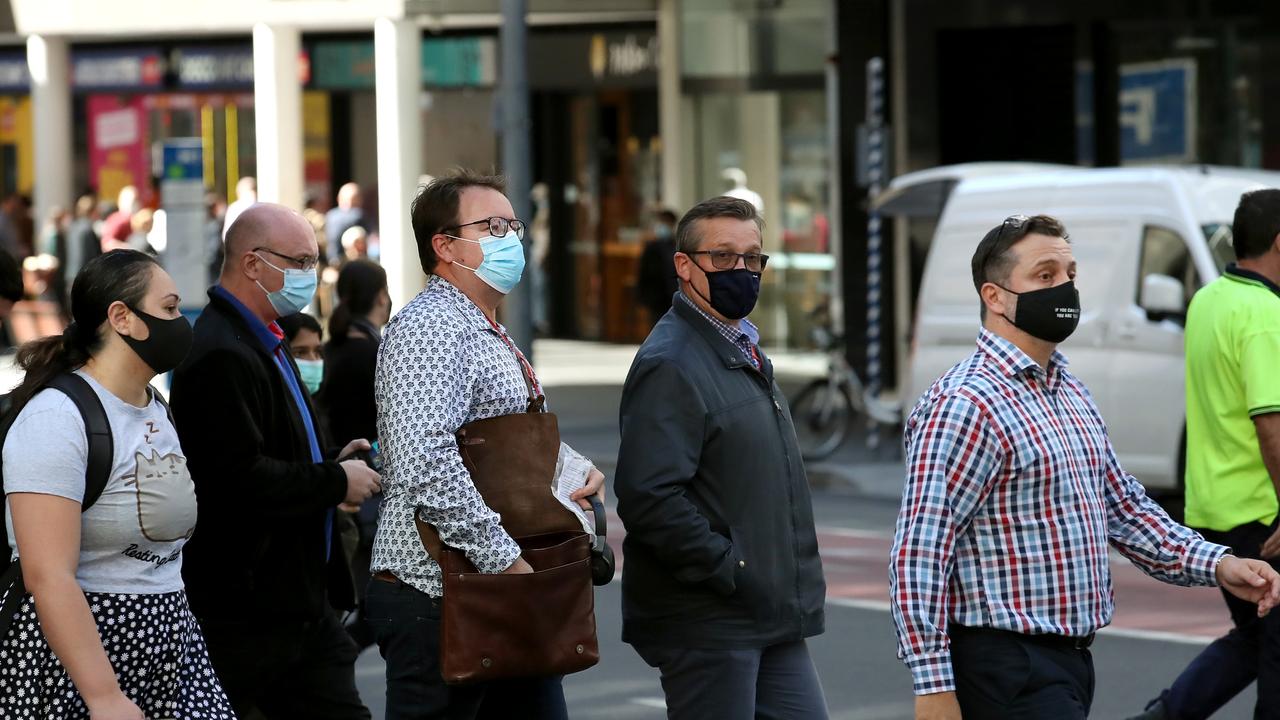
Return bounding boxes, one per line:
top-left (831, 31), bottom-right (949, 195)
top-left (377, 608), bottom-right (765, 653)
top-left (368, 170), bottom-right (605, 719)
top-left (170, 202), bottom-right (381, 719)
top-left (890, 214), bottom-right (1280, 720)
top-left (615, 196), bottom-right (829, 719)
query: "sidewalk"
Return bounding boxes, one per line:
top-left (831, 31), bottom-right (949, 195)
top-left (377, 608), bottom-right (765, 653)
top-left (533, 338), bottom-right (829, 388)
top-left (533, 338), bottom-right (906, 501)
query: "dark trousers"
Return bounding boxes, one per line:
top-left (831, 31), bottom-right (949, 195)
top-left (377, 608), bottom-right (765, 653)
top-left (1152, 521), bottom-right (1280, 720)
top-left (632, 640), bottom-right (829, 720)
top-left (342, 501), bottom-right (380, 651)
top-left (199, 612), bottom-right (370, 720)
top-left (365, 576), bottom-right (569, 720)
top-left (951, 625), bottom-right (1095, 720)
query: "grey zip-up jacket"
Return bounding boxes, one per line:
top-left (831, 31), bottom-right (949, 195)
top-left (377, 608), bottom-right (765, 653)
top-left (615, 296), bottom-right (826, 649)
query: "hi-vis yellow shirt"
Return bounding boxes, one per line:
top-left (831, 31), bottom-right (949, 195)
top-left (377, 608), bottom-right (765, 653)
top-left (1184, 266), bottom-right (1280, 532)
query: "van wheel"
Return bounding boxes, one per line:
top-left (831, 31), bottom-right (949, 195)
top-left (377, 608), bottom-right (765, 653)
top-left (790, 379), bottom-right (855, 462)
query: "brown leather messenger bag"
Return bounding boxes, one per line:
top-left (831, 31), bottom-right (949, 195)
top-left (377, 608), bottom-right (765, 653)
top-left (414, 329), bottom-right (599, 685)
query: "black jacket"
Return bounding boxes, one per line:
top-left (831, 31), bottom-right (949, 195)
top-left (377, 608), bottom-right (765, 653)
top-left (615, 296), bottom-right (826, 649)
top-left (322, 323), bottom-right (380, 448)
top-left (172, 289), bottom-right (353, 621)
top-left (637, 238), bottom-right (678, 324)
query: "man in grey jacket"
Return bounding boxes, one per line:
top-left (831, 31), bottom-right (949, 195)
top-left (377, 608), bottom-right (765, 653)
top-left (615, 196), bottom-right (829, 720)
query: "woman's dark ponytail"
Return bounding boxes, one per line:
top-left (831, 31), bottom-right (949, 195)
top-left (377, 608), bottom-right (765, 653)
top-left (329, 259), bottom-right (388, 346)
top-left (8, 250), bottom-right (158, 410)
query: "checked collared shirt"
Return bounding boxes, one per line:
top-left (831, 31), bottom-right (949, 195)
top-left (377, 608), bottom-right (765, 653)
top-left (890, 329), bottom-right (1226, 695)
top-left (675, 291), bottom-right (761, 370)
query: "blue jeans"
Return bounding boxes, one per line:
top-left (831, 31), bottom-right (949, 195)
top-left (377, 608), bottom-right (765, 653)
top-left (1149, 521), bottom-right (1280, 720)
top-left (365, 576), bottom-right (569, 720)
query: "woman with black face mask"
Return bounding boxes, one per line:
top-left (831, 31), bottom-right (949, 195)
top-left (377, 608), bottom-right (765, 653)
top-left (0, 250), bottom-right (234, 719)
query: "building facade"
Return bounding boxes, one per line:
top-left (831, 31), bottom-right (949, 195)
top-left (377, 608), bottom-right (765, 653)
top-left (5, 0), bottom-right (1279, 379)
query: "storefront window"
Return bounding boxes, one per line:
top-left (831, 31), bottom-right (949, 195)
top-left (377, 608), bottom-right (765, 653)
top-left (680, 0), bottom-right (834, 349)
top-left (1077, 19), bottom-right (1273, 168)
top-left (686, 87), bottom-right (832, 347)
top-left (680, 0), bottom-right (828, 79)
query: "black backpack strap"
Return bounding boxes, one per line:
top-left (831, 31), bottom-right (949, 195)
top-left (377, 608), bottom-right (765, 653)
top-left (148, 385), bottom-right (175, 428)
top-left (0, 374), bottom-right (114, 638)
top-left (46, 374), bottom-right (114, 510)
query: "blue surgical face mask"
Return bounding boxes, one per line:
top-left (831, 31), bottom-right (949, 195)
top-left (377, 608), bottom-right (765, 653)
top-left (255, 253), bottom-right (318, 316)
top-left (295, 358), bottom-right (324, 395)
top-left (449, 230), bottom-right (526, 295)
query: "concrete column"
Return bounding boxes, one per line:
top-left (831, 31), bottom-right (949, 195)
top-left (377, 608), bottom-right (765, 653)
top-left (890, 0), bottom-right (911, 395)
top-left (499, 0), bottom-right (534, 358)
top-left (252, 24), bottom-right (303, 208)
top-left (658, 0), bottom-right (684, 209)
top-left (374, 17), bottom-right (425, 310)
top-left (27, 35), bottom-right (72, 238)
top-left (824, 0), bottom-right (843, 331)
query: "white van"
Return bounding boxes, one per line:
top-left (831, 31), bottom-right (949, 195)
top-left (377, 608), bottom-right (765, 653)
top-left (881, 164), bottom-right (1280, 492)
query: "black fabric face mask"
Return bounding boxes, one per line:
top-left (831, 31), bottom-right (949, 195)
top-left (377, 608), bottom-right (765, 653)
top-left (120, 306), bottom-right (194, 375)
top-left (692, 267), bottom-right (762, 320)
top-left (997, 280), bottom-right (1081, 344)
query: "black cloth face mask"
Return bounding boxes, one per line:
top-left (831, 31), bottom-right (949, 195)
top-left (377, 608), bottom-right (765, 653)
top-left (120, 306), bottom-right (194, 375)
top-left (997, 280), bottom-right (1081, 344)
top-left (691, 267), bottom-right (762, 320)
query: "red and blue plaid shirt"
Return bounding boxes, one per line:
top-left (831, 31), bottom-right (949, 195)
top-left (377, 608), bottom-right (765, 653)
top-left (890, 329), bottom-right (1226, 695)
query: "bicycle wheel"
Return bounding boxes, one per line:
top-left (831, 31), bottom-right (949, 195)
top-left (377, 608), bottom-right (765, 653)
top-left (789, 379), bottom-right (855, 462)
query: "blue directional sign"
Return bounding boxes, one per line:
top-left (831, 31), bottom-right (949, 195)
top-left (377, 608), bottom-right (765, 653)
top-left (1075, 58), bottom-right (1197, 165)
top-left (1118, 60), bottom-right (1196, 162)
top-left (162, 139), bottom-right (203, 181)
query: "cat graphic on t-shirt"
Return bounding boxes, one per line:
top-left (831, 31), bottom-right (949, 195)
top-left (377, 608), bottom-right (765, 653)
top-left (123, 449), bottom-right (198, 543)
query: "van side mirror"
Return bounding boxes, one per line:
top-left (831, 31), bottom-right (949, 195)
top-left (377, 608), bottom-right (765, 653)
top-left (1140, 273), bottom-right (1185, 322)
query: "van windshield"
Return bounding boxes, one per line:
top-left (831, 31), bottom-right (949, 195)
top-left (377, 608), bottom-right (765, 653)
top-left (1204, 224), bottom-right (1236, 272)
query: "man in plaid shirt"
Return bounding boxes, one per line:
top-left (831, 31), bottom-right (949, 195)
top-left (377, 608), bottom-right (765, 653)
top-left (890, 214), bottom-right (1280, 720)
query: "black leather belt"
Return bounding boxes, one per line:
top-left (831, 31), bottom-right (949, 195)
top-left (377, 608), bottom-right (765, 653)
top-left (1023, 630), bottom-right (1095, 651)
top-left (952, 624), bottom-right (1095, 651)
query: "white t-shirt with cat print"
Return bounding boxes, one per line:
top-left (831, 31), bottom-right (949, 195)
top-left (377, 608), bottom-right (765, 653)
top-left (2, 371), bottom-right (197, 594)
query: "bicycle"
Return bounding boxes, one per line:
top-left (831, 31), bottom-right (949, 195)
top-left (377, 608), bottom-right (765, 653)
top-left (789, 304), bottom-right (901, 462)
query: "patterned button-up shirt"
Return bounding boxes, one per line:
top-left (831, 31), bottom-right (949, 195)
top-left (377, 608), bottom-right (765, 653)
top-left (676, 291), bottom-right (761, 370)
top-left (372, 276), bottom-right (579, 597)
top-left (889, 329), bottom-right (1226, 695)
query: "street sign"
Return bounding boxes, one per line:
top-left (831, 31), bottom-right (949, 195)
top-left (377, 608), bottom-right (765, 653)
top-left (1075, 58), bottom-right (1198, 165)
top-left (160, 138), bottom-right (207, 313)
top-left (1119, 59), bottom-right (1197, 163)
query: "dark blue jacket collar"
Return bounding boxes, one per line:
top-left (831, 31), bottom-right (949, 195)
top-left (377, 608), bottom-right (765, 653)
top-left (209, 285), bottom-right (283, 354)
top-left (672, 297), bottom-right (773, 378)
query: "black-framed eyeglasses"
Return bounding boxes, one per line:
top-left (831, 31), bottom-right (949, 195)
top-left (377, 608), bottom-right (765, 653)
top-left (254, 247), bottom-right (318, 272)
top-left (443, 216), bottom-right (526, 241)
top-left (685, 250), bottom-right (770, 272)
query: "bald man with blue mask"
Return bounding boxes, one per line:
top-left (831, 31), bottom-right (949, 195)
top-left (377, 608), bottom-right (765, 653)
top-left (169, 203), bottom-right (380, 720)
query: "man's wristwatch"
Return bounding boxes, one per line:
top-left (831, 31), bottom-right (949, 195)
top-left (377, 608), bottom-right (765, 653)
top-left (1215, 553), bottom-right (1233, 575)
